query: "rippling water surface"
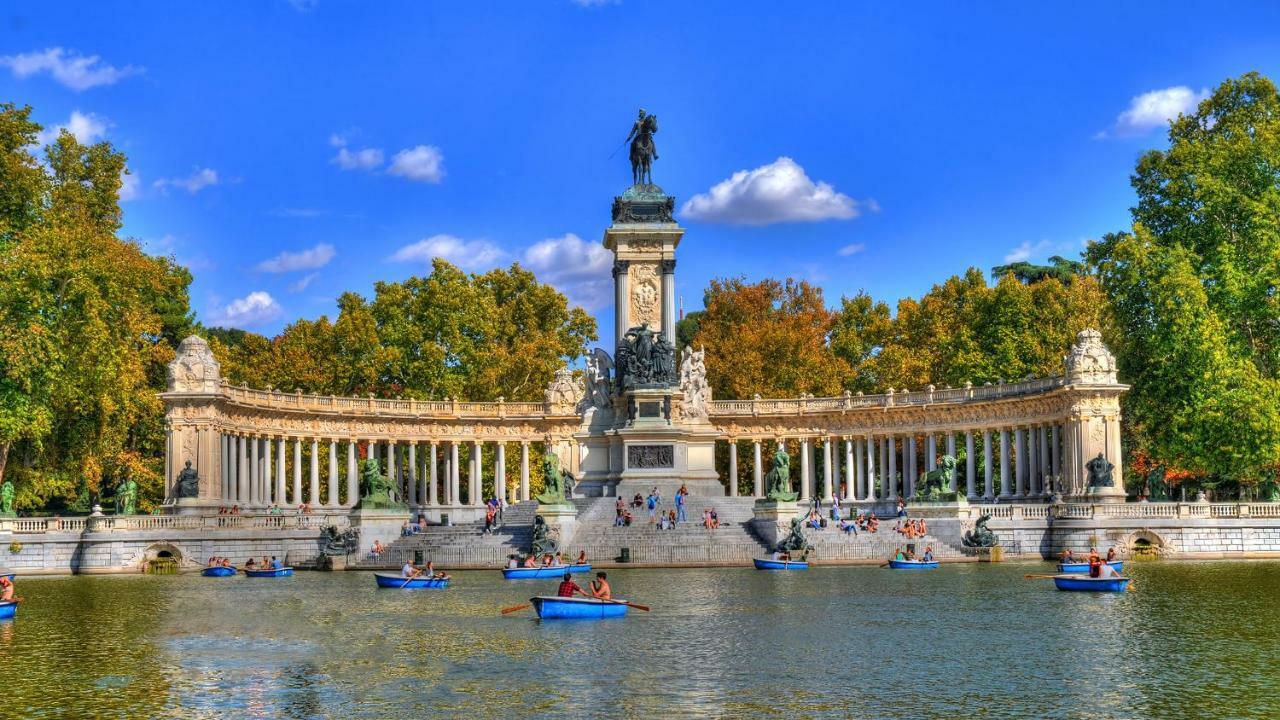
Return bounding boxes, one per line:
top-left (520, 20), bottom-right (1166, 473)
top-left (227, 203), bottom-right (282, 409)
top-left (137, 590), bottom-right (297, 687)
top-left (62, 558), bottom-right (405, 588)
top-left (1, 560), bottom-right (1278, 718)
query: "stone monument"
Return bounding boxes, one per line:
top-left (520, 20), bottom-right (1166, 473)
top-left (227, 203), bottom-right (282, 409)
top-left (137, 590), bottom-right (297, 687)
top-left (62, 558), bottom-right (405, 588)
top-left (1062, 329), bottom-right (1128, 502)
top-left (161, 335), bottom-right (224, 512)
top-left (573, 109), bottom-right (722, 498)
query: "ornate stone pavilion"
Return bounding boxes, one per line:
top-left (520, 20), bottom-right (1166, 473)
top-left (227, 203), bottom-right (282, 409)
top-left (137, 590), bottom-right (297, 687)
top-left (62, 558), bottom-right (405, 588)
top-left (160, 184), bottom-right (1129, 518)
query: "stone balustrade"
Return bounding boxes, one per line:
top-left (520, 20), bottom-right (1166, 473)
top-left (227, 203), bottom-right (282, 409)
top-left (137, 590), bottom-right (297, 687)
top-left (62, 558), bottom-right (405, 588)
top-left (0, 512), bottom-right (351, 534)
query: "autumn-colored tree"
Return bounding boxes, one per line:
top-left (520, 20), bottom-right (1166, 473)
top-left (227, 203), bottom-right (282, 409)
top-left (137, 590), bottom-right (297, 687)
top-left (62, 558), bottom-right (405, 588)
top-left (688, 277), bottom-right (848, 399)
top-left (0, 109), bottom-right (192, 511)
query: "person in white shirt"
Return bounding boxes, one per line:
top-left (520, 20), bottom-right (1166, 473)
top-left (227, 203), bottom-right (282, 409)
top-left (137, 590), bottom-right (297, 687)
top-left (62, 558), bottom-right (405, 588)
top-left (401, 562), bottom-right (421, 578)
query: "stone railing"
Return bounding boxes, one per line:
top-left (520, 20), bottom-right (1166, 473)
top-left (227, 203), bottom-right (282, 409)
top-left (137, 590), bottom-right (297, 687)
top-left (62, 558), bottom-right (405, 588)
top-left (969, 502), bottom-right (1280, 522)
top-left (708, 376), bottom-right (1066, 417)
top-left (1, 513), bottom-right (350, 534)
top-left (217, 384), bottom-right (568, 419)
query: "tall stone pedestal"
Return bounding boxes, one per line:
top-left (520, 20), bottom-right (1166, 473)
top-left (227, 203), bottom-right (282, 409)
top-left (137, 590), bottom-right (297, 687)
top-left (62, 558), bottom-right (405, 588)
top-left (750, 500), bottom-right (802, 550)
top-left (536, 503), bottom-right (578, 547)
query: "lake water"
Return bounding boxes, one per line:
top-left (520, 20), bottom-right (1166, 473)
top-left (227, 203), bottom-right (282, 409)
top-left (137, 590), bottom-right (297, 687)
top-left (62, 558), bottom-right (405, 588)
top-left (2, 561), bottom-right (1278, 719)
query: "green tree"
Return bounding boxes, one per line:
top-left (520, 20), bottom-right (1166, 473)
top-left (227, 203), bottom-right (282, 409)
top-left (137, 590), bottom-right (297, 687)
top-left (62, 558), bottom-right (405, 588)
top-left (1088, 72), bottom-right (1280, 487)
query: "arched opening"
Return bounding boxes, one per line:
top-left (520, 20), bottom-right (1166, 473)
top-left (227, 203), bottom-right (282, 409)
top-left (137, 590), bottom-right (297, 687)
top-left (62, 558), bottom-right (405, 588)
top-left (1126, 530), bottom-right (1165, 559)
top-left (143, 543), bottom-right (183, 575)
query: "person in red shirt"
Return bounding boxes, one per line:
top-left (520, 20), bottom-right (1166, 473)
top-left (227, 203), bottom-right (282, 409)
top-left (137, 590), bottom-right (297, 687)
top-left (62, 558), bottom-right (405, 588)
top-left (557, 573), bottom-right (586, 598)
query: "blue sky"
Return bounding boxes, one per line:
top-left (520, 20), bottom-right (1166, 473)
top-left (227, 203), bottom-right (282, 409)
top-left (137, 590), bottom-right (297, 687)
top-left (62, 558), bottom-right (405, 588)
top-left (4, 1), bottom-right (1279, 342)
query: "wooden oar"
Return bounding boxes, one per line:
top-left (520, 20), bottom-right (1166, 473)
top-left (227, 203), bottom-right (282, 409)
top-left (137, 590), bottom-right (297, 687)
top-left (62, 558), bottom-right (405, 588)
top-left (1024, 573), bottom-right (1060, 579)
top-left (400, 571), bottom-right (423, 589)
top-left (501, 602), bottom-right (532, 615)
top-left (604, 599), bottom-right (649, 612)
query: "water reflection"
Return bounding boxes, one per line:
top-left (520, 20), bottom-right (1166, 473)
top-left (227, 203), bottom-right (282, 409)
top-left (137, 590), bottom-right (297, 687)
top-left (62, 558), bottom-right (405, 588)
top-left (0, 562), bottom-right (1277, 718)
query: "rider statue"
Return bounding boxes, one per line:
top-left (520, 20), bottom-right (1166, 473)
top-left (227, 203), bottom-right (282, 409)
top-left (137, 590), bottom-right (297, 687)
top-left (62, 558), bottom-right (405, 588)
top-left (627, 108), bottom-right (659, 186)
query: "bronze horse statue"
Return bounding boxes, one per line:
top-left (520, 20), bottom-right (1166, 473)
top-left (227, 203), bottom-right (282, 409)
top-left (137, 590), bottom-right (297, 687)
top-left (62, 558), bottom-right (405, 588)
top-left (627, 109), bottom-right (659, 186)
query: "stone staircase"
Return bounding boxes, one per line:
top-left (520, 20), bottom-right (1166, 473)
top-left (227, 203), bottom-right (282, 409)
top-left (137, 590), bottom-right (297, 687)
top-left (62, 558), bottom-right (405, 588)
top-left (562, 495), bottom-right (768, 566)
top-left (351, 501), bottom-right (539, 569)
top-left (798, 516), bottom-right (971, 563)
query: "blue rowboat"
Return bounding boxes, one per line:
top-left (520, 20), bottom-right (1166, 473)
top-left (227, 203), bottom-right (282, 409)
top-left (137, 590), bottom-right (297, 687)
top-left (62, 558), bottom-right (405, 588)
top-left (502, 564), bottom-right (591, 580)
top-left (1053, 575), bottom-right (1130, 592)
top-left (753, 558), bottom-right (808, 570)
top-left (888, 559), bottom-right (939, 569)
top-left (374, 572), bottom-right (449, 589)
top-left (244, 567), bottom-right (293, 578)
top-left (1057, 560), bottom-right (1123, 574)
top-left (0, 601), bottom-right (16, 620)
top-left (201, 566), bottom-right (237, 577)
top-left (530, 595), bottom-right (628, 619)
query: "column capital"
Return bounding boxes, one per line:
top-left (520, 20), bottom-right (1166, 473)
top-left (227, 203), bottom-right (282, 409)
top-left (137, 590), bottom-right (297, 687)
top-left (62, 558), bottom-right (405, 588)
top-left (660, 258), bottom-right (676, 274)
top-left (612, 259), bottom-right (631, 277)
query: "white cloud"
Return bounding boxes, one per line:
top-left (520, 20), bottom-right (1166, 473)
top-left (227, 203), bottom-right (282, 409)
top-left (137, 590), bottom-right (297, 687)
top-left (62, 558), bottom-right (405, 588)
top-left (333, 146), bottom-right (384, 171)
top-left (36, 110), bottom-right (108, 145)
top-left (208, 291), bottom-right (283, 328)
top-left (1103, 86), bottom-right (1208, 137)
top-left (255, 243), bottom-right (336, 273)
top-left (1004, 240), bottom-right (1048, 263)
top-left (328, 133), bottom-right (384, 171)
top-left (290, 272), bottom-right (320, 292)
top-left (571, 0), bottom-right (619, 5)
top-left (837, 243), bottom-right (865, 257)
top-left (1002, 239), bottom-right (1086, 264)
top-left (390, 234), bottom-right (505, 270)
top-left (523, 233), bottom-right (614, 310)
top-left (681, 157), bottom-right (862, 225)
top-left (119, 169), bottom-right (141, 201)
top-left (388, 145), bottom-right (445, 183)
top-left (153, 168), bottom-right (219, 194)
top-left (0, 47), bottom-right (141, 91)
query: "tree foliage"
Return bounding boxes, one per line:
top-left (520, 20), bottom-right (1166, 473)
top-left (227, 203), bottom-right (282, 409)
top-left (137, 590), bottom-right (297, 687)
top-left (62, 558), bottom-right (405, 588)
top-left (1087, 72), bottom-right (1280, 486)
top-left (0, 106), bottom-right (192, 512)
top-left (214, 259), bottom-right (597, 402)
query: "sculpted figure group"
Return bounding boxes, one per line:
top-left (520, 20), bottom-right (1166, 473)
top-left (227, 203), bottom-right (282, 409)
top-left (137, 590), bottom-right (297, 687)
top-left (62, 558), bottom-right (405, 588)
top-left (616, 324), bottom-right (677, 390)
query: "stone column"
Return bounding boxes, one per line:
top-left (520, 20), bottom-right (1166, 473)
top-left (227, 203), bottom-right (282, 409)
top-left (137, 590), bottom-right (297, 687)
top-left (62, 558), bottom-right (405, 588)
top-left (946, 433), bottom-right (956, 462)
top-left (1031, 427), bottom-right (1041, 498)
top-left (519, 441), bottom-right (530, 502)
top-left (865, 435), bottom-right (877, 502)
top-left (250, 436), bottom-right (261, 507)
top-left (998, 429), bottom-right (1011, 500)
top-left (887, 436), bottom-right (898, 500)
top-left (407, 443), bottom-right (418, 506)
top-left (276, 438), bottom-right (287, 505)
top-left (906, 436), bottom-right (917, 497)
top-left (220, 435), bottom-right (229, 502)
top-left (613, 260), bottom-right (630, 344)
top-left (387, 440), bottom-right (398, 502)
top-left (496, 442), bottom-right (508, 504)
top-left (983, 430), bottom-right (994, 501)
top-left (346, 442), bottom-right (358, 508)
top-left (661, 258), bottom-right (676, 346)
top-left (821, 438), bottom-right (833, 501)
top-left (965, 431), bottom-right (977, 500)
top-left (880, 436), bottom-right (889, 498)
top-left (1014, 428), bottom-right (1026, 499)
top-left (845, 438), bottom-right (855, 501)
top-left (727, 440), bottom-right (738, 497)
top-left (471, 440), bottom-right (483, 506)
top-left (752, 441), bottom-right (763, 497)
top-left (455, 440), bottom-right (465, 502)
top-left (1039, 426), bottom-right (1051, 497)
top-left (429, 442), bottom-right (440, 506)
top-left (799, 438), bottom-right (810, 502)
top-left (293, 439), bottom-right (302, 507)
top-left (926, 435), bottom-right (937, 471)
top-left (263, 438), bottom-right (273, 505)
top-left (1051, 424), bottom-right (1061, 480)
top-left (326, 440), bottom-right (338, 508)
top-left (309, 439), bottom-right (320, 506)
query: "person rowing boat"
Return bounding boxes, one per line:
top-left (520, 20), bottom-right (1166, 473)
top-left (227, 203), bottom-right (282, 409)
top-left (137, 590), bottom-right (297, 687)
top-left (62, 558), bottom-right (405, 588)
top-left (590, 572), bottom-right (611, 600)
top-left (557, 572), bottom-right (589, 598)
top-left (401, 561), bottom-right (423, 579)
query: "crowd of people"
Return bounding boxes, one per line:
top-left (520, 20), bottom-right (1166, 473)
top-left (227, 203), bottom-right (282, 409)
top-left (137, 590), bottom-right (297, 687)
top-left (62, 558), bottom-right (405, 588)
top-left (243, 555), bottom-right (285, 571)
top-left (205, 556), bottom-right (234, 568)
top-left (400, 560), bottom-right (451, 581)
top-left (506, 550), bottom-right (589, 569)
top-left (895, 518), bottom-right (928, 539)
top-left (1062, 547), bottom-right (1121, 578)
top-left (892, 546), bottom-right (935, 562)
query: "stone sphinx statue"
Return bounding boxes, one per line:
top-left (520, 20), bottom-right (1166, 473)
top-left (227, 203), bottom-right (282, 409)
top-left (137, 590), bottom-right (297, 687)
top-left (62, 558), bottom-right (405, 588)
top-left (961, 513), bottom-right (1000, 548)
top-left (916, 455), bottom-right (957, 501)
top-left (175, 460), bottom-right (200, 499)
top-left (764, 445), bottom-right (798, 502)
